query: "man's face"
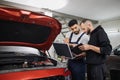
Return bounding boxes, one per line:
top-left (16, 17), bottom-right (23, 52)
top-left (70, 24), bottom-right (80, 35)
top-left (80, 23), bottom-right (90, 35)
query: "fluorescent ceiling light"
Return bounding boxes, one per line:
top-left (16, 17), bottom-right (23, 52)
top-left (4, 0), bottom-right (68, 10)
top-left (106, 29), bottom-right (119, 33)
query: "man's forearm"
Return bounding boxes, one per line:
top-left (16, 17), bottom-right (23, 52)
top-left (89, 45), bottom-right (100, 54)
top-left (69, 43), bottom-right (77, 47)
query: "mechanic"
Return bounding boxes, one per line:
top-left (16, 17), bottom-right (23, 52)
top-left (64, 19), bottom-right (89, 80)
top-left (79, 19), bottom-right (112, 80)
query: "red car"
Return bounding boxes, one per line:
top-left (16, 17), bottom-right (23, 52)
top-left (0, 7), bottom-right (70, 80)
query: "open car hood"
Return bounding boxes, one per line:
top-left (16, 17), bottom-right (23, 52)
top-left (0, 7), bottom-right (61, 50)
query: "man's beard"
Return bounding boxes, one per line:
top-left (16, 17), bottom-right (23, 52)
top-left (87, 29), bottom-right (91, 35)
top-left (74, 31), bottom-right (79, 35)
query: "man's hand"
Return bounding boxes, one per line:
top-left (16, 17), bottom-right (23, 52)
top-left (69, 43), bottom-right (77, 47)
top-left (64, 38), bottom-right (69, 43)
top-left (73, 52), bottom-right (86, 59)
top-left (79, 44), bottom-right (90, 51)
top-left (79, 44), bottom-right (101, 54)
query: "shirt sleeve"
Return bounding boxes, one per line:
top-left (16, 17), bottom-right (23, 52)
top-left (65, 32), bottom-right (71, 38)
top-left (98, 29), bottom-right (112, 55)
top-left (78, 34), bottom-right (89, 44)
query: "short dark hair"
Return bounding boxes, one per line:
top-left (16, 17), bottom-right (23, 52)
top-left (80, 19), bottom-right (92, 25)
top-left (68, 19), bottom-right (78, 27)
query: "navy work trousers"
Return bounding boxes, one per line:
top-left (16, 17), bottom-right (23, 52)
top-left (68, 59), bottom-right (86, 80)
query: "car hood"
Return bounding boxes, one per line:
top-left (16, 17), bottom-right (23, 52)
top-left (0, 7), bottom-right (61, 50)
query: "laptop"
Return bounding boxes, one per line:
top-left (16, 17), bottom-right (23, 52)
top-left (53, 43), bottom-right (74, 59)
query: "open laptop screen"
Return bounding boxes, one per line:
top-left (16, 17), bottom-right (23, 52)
top-left (53, 43), bottom-right (73, 58)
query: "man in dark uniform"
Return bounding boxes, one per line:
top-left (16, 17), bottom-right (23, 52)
top-left (64, 19), bottom-right (89, 80)
top-left (79, 19), bottom-right (112, 80)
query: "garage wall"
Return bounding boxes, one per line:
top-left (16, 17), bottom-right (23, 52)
top-left (99, 19), bottom-right (120, 48)
top-left (54, 17), bottom-right (120, 48)
top-left (53, 16), bottom-right (82, 43)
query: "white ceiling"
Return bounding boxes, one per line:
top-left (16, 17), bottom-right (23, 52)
top-left (55, 0), bottom-right (120, 21)
top-left (1, 0), bottom-right (120, 21)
